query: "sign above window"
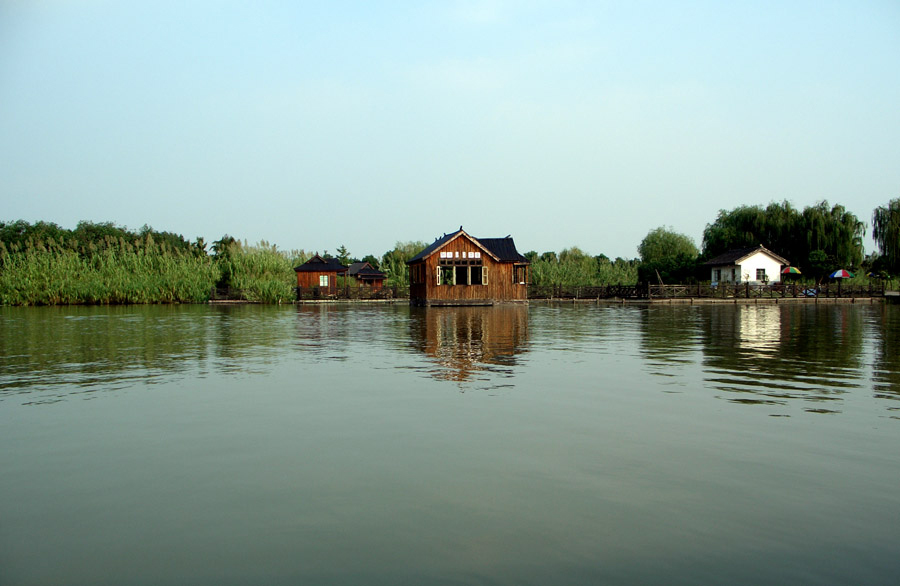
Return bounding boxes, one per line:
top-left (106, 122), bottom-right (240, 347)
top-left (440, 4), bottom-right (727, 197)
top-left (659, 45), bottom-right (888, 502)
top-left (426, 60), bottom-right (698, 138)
top-left (440, 251), bottom-right (480, 259)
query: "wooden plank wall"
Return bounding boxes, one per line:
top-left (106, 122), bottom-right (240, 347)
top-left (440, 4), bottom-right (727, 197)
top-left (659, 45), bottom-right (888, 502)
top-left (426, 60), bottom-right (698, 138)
top-left (409, 235), bottom-right (527, 304)
top-left (296, 271), bottom-right (338, 292)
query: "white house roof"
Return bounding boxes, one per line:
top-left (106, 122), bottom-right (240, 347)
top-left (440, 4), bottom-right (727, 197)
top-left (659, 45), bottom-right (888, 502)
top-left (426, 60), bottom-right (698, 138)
top-left (703, 245), bottom-right (788, 267)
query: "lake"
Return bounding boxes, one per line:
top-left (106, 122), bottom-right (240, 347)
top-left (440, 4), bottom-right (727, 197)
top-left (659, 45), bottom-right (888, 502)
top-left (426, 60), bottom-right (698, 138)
top-left (2, 302), bottom-right (899, 585)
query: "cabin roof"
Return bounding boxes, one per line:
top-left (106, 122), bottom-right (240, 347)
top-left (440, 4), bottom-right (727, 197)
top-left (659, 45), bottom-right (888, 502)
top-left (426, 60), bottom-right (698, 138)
top-left (478, 238), bottom-right (528, 263)
top-left (294, 254), bottom-right (349, 273)
top-left (348, 262), bottom-right (385, 278)
top-left (703, 245), bottom-right (788, 267)
top-left (408, 231), bottom-right (464, 263)
top-left (408, 228), bottom-right (527, 264)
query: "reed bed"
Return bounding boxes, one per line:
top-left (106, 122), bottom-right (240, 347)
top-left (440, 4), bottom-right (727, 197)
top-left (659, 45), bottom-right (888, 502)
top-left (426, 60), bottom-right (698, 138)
top-left (0, 239), bottom-right (219, 305)
top-left (529, 249), bottom-right (639, 287)
top-left (217, 243), bottom-right (301, 304)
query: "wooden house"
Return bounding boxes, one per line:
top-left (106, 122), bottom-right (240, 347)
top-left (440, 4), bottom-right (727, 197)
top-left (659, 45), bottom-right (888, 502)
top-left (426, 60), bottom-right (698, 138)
top-left (703, 245), bottom-right (788, 285)
top-left (348, 262), bottom-right (386, 289)
top-left (406, 228), bottom-right (529, 306)
top-left (294, 255), bottom-right (348, 294)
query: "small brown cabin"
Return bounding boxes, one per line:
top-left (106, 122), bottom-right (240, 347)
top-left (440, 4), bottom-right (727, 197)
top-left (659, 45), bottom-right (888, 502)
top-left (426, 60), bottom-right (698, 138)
top-left (406, 228), bottom-right (529, 306)
top-left (348, 262), bottom-right (386, 289)
top-left (294, 255), bottom-right (348, 294)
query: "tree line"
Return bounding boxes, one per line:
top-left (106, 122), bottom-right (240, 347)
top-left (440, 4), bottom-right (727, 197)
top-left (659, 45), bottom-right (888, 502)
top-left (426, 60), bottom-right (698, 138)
top-left (639, 198), bottom-right (900, 284)
top-left (1, 196), bottom-right (898, 305)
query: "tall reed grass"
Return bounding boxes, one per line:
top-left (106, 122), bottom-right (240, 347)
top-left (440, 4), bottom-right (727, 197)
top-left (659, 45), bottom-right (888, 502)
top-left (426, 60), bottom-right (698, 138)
top-left (0, 237), bottom-right (219, 305)
top-left (529, 248), bottom-right (639, 287)
top-left (216, 241), bottom-right (308, 304)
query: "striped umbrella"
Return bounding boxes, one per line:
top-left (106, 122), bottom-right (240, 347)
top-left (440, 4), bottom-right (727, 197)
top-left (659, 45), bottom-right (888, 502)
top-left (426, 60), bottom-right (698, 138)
top-left (828, 269), bottom-right (854, 279)
top-left (781, 266), bottom-right (801, 275)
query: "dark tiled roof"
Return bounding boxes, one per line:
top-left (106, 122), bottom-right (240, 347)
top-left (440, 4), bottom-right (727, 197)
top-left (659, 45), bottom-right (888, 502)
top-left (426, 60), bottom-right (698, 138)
top-left (349, 262), bottom-right (385, 279)
top-left (408, 232), bottom-right (459, 263)
top-left (408, 229), bottom-right (528, 264)
top-left (703, 245), bottom-right (788, 266)
top-left (478, 237), bottom-right (528, 263)
top-left (294, 255), bottom-right (349, 272)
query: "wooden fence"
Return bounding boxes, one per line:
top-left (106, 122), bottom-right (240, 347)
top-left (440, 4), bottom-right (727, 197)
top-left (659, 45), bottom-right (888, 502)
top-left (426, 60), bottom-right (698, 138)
top-left (214, 282), bottom-right (886, 303)
top-left (526, 284), bottom-right (645, 300)
top-left (295, 285), bottom-right (409, 301)
top-left (649, 282), bottom-right (885, 300)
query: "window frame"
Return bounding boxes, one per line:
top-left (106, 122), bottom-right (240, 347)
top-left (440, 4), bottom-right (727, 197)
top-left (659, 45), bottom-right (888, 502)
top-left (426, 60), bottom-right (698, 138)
top-left (435, 257), bottom-right (486, 286)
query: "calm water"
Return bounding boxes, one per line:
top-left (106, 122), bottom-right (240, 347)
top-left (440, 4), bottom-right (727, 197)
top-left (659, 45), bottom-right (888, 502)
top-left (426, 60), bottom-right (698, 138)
top-left (2, 302), bottom-right (900, 585)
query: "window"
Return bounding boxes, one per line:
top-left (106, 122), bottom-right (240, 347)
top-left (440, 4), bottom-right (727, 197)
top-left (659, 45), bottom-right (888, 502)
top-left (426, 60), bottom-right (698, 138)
top-left (756, 269), bottom-right (767, 281)
top-left (436, 259), bottom-right (485, 286)
top-left (319, 275), bottom-right (329, 287)
top-left (713, 269), bottom-right (721, 282)
top-left (513, 265), bottom-right (527, 284)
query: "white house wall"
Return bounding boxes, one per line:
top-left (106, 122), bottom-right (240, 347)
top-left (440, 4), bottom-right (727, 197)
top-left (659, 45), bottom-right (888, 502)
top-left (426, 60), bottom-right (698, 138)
top-left (711, 251), bottom-right (784, 284)
top-left (710, 265), bottom-right (740, 283)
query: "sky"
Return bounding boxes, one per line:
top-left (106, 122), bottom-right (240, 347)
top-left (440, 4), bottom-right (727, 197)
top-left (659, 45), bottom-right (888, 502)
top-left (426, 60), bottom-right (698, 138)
top-left (1, 1), bottom-right (899, 260)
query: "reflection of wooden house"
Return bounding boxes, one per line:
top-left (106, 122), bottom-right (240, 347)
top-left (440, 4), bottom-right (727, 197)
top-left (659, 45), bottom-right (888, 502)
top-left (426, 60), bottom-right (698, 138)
top-left (294, 255), bottom-right (348, 294)
top-left (409, 305), bottom-right (529, 382)
top-left (348, 262), bottom-right (386, 289)
top-left (406, 228), bottom-right (529, 306)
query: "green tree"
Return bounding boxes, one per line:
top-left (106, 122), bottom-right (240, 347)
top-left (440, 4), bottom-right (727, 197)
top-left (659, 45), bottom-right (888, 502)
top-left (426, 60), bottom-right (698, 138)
top-left (702, 200), bottom-right (865, 273)
top-left (539, 251), bottom-right (557, 263)
top-left (807, 249), bottom-right (831, 283)
top-left (382, 241), bottom-right (427, 286)
top-left (638, 227), bottom-right (698, 283)
top-left (360, 254), bottom-right (381, 270)
top-left (702, 201), bottom-right (801, 261)
top-left (873, 197), bottom-right (900, 275)
top-left (801, 201), bottom-right (865, 269)
top-left (336, 245), bottom-right (351, 266)
top-left (192, 237), bottom-right (207, 257)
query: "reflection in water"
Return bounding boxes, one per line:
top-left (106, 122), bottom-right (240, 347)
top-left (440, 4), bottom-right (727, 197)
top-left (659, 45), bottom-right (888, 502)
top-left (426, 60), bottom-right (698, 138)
top-left (873, 304), bottom-right (900, 412)
top-left (292, 303), bottom-right (412, 365)
top-left (635, 304), bottom-right (882, 414)
top-left (407, 306), bottom-right (529, 383)
top-left (640, 306), bottom-right (703, 378)
top-left (1, 305), bottom-right (210, 403)
top-left (701, 305), bottom-right (865, 412)
top-left (3, 303), bottom-right (900, 584)
top-left (1, 303), bottom-right (895, 415)
top-left (0, 305), bottom-right (302, 402)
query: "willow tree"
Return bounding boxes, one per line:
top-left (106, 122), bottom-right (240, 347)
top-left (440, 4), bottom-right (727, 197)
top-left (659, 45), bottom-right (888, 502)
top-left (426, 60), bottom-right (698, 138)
top-left (873, 198), bottom-right (900, 274)
top-left (701, 201), bottom-right (801, 261)
top-left (702, 205), bottom-right (768, 257)
top-left (801, 201), bottom-right (865, 269)
top-left (702, 200), bottom-right (864, 272)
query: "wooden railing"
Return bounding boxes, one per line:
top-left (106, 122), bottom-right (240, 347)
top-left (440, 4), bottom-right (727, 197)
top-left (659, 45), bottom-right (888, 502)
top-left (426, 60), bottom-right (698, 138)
top-left (216, 283), bottom-right (886, 303)
top-left (648, 282), bottom-right (885, 299)
top-left (526, 284), bottom-right (645, 300)
top-left (295, 285), bottom-right (409, 301)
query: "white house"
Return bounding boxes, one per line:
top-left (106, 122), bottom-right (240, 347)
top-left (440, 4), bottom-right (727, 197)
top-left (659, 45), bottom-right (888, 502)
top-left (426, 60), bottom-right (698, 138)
top-left (704, 245), bottom-right (789, 285)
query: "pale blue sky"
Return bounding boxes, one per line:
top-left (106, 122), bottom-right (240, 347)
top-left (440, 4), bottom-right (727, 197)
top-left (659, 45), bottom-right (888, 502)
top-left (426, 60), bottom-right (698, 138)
top-left (2, 1), bottom-right (898, 259)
